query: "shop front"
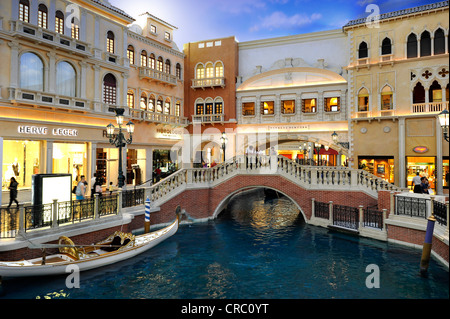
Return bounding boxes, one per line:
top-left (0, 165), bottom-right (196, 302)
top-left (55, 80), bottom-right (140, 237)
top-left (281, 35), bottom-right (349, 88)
top-left (358, 156), bottom-right (395, 184)
top-left (406, 156), bottom-right (436, 192)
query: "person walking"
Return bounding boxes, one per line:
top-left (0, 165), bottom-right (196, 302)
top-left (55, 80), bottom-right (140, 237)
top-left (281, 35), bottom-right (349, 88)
top-left (7, 177), bottom-right (19, 208)
top-left (75, 175), bottom-right (86, 200)
top-left (94, 177), bottom-right (103, 197)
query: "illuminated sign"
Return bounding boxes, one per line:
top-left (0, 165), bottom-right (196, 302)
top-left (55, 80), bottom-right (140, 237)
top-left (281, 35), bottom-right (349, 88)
top-left (413, 146), bottom-right (428, 153)
top-left (18, 125), bottom-right (78, 137)
top-left (155, 128), bottom-right (182, 140)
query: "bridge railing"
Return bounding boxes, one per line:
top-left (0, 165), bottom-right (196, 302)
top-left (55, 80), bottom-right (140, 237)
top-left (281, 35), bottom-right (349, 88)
top-left (128, 155), bottom-right (405, 209)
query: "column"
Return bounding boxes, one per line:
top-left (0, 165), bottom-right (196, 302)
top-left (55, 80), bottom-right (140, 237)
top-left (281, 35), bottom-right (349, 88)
top-left (48, 0), bottom-right (56, 32)
top-left (436, 117), bottom-right (443, 195)
top-left (47, 52), bottom-right (56, 94)
top-left (146, 147), bottom-right (154, 185)
top-left (79, 61), bottom-right (88, 99)
top-left (8, 42), bottom-right (20, 88)
top-left (398, 118), bottom-right (406, 188)
top-left (88, 142), bottom-right (97, 193)
top-left (122, 72), bottom-right (128, 108)
top-left (46, 141), bottom-right (53, 174)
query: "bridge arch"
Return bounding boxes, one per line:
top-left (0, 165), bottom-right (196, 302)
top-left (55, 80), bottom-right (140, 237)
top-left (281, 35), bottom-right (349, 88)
top-left (212, 185), bottom-right (307, 222)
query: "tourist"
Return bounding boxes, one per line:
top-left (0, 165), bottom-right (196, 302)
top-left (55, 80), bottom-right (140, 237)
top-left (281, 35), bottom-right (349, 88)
top-left (76, 175), bottom-right (86, 200)
top-left (412, 172), bottom-right (422, 193)
top-left (420, 177), bottom-right (430, 194)
top-left (94, 177), bottom-right (103, 197)
top-left (7, 177), bottom-right (19, 208)
top-left (91, 173), bottom-right (97, 197)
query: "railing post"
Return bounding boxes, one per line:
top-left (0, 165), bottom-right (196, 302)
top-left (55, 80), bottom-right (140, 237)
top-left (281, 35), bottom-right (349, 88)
top-left (328, 201), bottom-right (333, 225)
top-left (311, 168), bottom-right (317, 185)
top-left (382, 209), bottom-right (388, 231)
top-left (311, 198), bottom-right (315, 219)
top-left (350, 170), bottom-right (358, 187)
top-left (94, 193), bottom-right (99, 219)
top-left (52, 199), bottom-right (58, 228)
top-left (18, 203), bottom-right (25, 236)
top-left (359, 205), bottom-right (364, 231)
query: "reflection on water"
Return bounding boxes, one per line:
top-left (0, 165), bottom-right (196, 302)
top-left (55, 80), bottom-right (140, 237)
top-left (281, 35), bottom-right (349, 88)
top-left (0, 188), bottom-right (448, 299)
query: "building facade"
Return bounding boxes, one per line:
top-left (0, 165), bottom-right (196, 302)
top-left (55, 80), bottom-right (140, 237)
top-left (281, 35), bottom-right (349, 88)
top-left (0, 0), bottom-right (185, 202)
top-left (344, 1), bottom-right (449, 194)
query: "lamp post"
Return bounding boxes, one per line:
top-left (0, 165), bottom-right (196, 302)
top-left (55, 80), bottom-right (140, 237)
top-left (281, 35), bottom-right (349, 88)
top-left (106, 108), bottom-right (134, 188)
top-left (299, 142), bottom-right (308, 165)
top-left (331, 131), bottom-right (349, 149)
top-left (438, 109), bottom-right (449, 142)
top-left (314, 142), bottom-right (322, 166)
top-left (220, 132), bottom-right (228, 162)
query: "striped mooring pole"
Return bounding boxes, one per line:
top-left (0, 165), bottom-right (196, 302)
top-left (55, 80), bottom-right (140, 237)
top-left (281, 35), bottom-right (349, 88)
top-left (420, 214), bottom-right (436, 277)
top-left (144, 197), bottom-right (151, 233)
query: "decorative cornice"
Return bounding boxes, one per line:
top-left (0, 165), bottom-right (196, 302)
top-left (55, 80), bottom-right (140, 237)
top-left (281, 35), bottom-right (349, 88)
top-left (127, 31), bottom-right (184, 59)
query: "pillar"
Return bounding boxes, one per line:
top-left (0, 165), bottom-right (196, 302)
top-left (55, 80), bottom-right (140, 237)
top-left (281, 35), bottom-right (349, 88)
top-left (436, 117), bottom-right (443, 195)
top-left (398, 118), bottom-right (406, 188)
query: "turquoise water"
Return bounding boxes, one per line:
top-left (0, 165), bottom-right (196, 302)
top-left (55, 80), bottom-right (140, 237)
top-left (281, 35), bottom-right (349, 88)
top-left (0, 190), bottom-right (448, 299)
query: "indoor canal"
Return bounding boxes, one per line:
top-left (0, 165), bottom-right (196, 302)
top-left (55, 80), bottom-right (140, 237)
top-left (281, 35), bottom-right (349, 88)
top-left (0, 189), bottom-right (448, 299)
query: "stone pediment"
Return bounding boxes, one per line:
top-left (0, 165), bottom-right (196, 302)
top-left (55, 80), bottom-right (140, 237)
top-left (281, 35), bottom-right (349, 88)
top-left (237, 67), bottom-right (347, 91)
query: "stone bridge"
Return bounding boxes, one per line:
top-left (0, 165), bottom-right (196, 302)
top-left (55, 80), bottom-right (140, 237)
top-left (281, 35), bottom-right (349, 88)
top-left (129, 155), bottom-right (403, 227)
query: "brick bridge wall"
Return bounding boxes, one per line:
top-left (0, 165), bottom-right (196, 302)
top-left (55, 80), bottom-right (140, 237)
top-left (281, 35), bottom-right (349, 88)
top-left (148, 174), bottom-right (379, 225)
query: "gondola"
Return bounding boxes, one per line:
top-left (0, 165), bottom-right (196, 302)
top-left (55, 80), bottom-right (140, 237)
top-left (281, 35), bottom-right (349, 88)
top-left (0, 210), bottom-right (181, 278)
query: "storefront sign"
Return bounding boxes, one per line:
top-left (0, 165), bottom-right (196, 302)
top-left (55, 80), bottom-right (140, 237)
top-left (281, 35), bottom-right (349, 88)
top-left (413, 146), bottom-right (428, 153)
top-left (18, 125), bottom-right (78, 137)
top-left (267, 125), bottom-right (310, 132)
top-left (155, 128), bottom-right (183, 140)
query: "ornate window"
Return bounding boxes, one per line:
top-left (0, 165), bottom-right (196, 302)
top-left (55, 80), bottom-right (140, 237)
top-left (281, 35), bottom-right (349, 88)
top-left (381, 37), bottom-right (392, 55)
top-left (71, 18), bottom-right (79, 40)
top-left (107, 31), bottom-right (115, 54)
top-left (127, 90), bottom-right (135, 108)
top-left (358, 41), bottom-right (368, 59)
top-left (420, 31), bottom-right (431, 57)
top-left (55, 11), bottom-right (64, 34)
top-left (19, 0), bottom-right (30, 23)
top-left (157, 57), bottom-right (163, 72)
top-left (175, 101), bottom-right (181, 117)
top-left (196, 64), bottom-right (205, 79)
top-left (20, 52), bottom-right (44, 91)
top-left (149, 95), bottom-right (155, 112)
top-left (302, 98), bottom-right (316, 113)
top-left (429, 80), bottom-right (442, 102)
top-left (103, 73), bottom-right (117, 104)
top-left (56, 61), bottom-right (76, 97)
top-left (165, 59), bottom-right (171, 74)
top-left (261, 101), bottom-right (274, 115)
top-left (282, 100), bottom-right (295, 114)
top-left (149, 54), bottom-right (155, 69)
top-left (434, 28), bottom-right (445, 55)
top-left (358, 88), bottom-right (369, 112)
top-left (38, 4), bottom-right (48, 29)
top-left (242, 102), bottom-right (255, 116)
top-left (324, 97), bottom-right (340, 112)
top-left (127, 45), bottom-right (135, 65)
top-left (196, 99), bottom-right (204, 115)
top-left (141, 50), bottom-right (148, 67)
top-left (381, 85), bottom-right (393, 110)
top-left (412, 82), bottom-right (425, 104)
top-left (176, 63), bottom-right (182, 79)
top-left (407, 33), bottom-right (418, 58)
top-left (156, 97), bottom-right (163, 113)
top-left (164, 98), bottom-right (171, 114)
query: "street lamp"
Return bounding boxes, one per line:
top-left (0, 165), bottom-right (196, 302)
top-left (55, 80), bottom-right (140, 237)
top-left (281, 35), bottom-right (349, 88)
top-left (438, 109), bottom-right (449, 142)
top-left (220, 132), bottom-right (228, 161)
top-left (299, 142), bottom-right (308, 165)
top-left (314, 142), bottom-right (322, 166)
top-left (106, 108), bottom-right (134, 188)
top-left (331, 131), bottom-right (349, 149)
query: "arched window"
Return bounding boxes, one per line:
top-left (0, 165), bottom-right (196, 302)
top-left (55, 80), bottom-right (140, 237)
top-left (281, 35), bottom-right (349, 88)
top-left (38, 4), bottom-right (48, 29)
top-left (195, 98), bottom-right (204, 115)
top-left (20, 52), bottom-right (44, 91)
top-left (127, 90), bottom-right (135, 108)
top-left (165, 59), bottom-right (171, 74)
top-left (148, 95), bottom-right (155, 112)
top-left (196, 64), bottom-right (205, 79)
top-left (434, 28), bottom-right (445, 55)
top-left (107, 31), bottom-right (115, 54)
top-left (127, 45), bottom-right (135, 65)
top-left (157, 57), bottom-right (163, 72)
top-left (413, 82), bottom-right (425, 104)
top-left (149, 54), bottom-right (155, 69)
top-left (55, 10), bottom-right (64, 34)
top-left (103, 73), bottom-right (117, 104)
top-left (205, 98), bottom-right (214, 114)
top-left (215, 62), bottom-right (224, 77)
top-left (140, 50), bottom-right (148, 67)
top-left (175, 101), bottom-right (181, 117)
top-left (164, 98), bottom-right (171, 114)
top-left (176, 63), bottom-right (182, 79)
top-left (56, 61), bottom-right (76, 97)
top-left (214, 97), bottom-right (223, 114)
top-left (429, 80), bottom-right (442, 102)
top-left (358, 87), bottom-right (369, 112)
top-left (206, 63), bottom-right (214, 78)
top-left (358, 41), bottom-right (368, 59)
top-left (156, 96), bottom-right (163, 113)
top-left (19, 0), bottom-right (30, 23)
top-left (407, 33), bottom-right (418, 58)
top-left (420, 31), bottom-right (431, 57)
top-left (381, 37), bottom-right (392, 55)
top-left (71, 17), bottom-right (79, 40)
top-left (140, 93), bottom-right (147, 109)
top-left (381, 85), bottom-right (393, 110)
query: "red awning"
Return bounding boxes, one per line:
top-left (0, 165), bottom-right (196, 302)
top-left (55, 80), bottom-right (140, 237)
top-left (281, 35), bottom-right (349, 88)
top-left (319, 148), bottom-right (338, 155)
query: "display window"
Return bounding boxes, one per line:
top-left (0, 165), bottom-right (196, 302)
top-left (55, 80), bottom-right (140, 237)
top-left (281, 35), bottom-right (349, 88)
top-left (406, 156), bottom-right (436, 192)
top-left (153, 149), bottom-right (178, 179)
top-left (2, 140), bottom-right (41, 190)
top-left (52, 142), bottom-right (87, 186)
top-left (358, 156), bottom-right (394, 184)
top-left (127, 148), bottom-right (146, 185)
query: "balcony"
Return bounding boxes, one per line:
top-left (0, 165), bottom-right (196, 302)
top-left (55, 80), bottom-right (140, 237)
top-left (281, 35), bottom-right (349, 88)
top-left (191, 77), bottom-right (225, 90)
top-left (8, 87), bottom-right (91, 113)
top-left (412, 102), bottom-right (448, 114)
top-left (129, 108), bottom-right (187, 126)
top-left (139, 67), bottom-right (177, 86)
top-left (192, 114), bottom-right (225, 124)
top-left (9, 20), bottom-right (92, 57)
